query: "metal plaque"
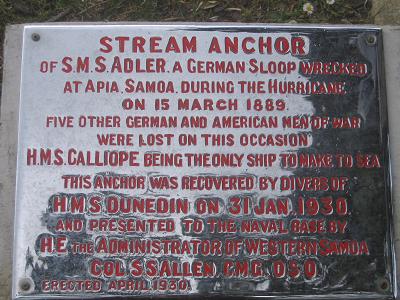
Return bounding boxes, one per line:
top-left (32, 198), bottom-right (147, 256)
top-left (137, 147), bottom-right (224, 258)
top-left (12, 24), bottom-right (394, 299)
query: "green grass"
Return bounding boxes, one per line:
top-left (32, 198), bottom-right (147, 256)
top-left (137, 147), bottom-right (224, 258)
top-left (0, 0), bottom-right (372, 81)
top-left (0, 0), bottom-right (372, 25)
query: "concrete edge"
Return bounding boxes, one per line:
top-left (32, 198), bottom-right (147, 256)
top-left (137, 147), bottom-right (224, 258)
top-left (381, 25), bottom-right (400, 299)
top-left (2, 22), bottom-right (384, 29)
top-left (0, 24), bottom-right (24, 300)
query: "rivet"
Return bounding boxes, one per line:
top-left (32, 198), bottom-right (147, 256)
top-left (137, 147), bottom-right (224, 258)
top-left (376, 278), bottom-right (390, 292)
top-left (31, 33), bottom-right (40, 42)
top-left (365, 34), bottom-right (376, 46)
top-left (18, 278), bottom-right (33, 293)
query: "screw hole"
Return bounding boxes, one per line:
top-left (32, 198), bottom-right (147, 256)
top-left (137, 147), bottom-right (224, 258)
top-left (376, 278), bottom-right (390, 292)
top-left (31, 33), bottom-right (40, 42)
top-left (21, 282), bottom-right (30, 291)
top-left (18, 278), bottom-right (33, 293)
top-left (365, 34), bottom-right (376, 46)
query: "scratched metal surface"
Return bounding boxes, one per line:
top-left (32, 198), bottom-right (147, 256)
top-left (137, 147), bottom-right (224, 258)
top-left (12, 24), bottom-right (394, 299)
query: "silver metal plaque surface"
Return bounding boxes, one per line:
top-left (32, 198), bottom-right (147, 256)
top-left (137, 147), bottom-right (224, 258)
top-left (12, 24), bottom-right (394, 299)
